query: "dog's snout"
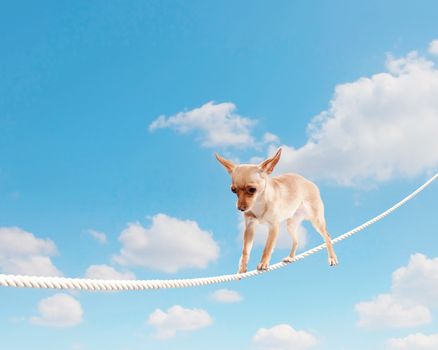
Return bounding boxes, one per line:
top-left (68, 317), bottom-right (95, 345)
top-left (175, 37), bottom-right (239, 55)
top-left (238, 205), bottom-right (247, 212)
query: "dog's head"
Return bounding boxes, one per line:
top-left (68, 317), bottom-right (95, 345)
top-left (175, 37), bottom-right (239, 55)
top-left (215, 148), bottom-right (282, 212)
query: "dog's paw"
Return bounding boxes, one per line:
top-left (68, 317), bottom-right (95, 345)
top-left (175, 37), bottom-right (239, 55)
top-left (238, 266), bottom-right (247, 274)
top-left (283, 256), bottom-right (295, 263)
top-left (238, 260), bottom-right (248, 274)
top-left (328, 255), bottom-right (339, 266)
top-left (257, 262), bottom-right (269, 271)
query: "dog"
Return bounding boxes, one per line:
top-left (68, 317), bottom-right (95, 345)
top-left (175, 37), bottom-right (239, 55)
top-left (215, 148), bottom-right (338, 273)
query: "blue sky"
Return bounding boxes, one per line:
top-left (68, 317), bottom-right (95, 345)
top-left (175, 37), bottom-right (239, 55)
top-left (1, 1), bottom-right (438, 349)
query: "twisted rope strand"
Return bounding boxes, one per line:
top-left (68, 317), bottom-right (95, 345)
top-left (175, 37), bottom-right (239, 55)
top-left (1, 172), bottom-right (436, 291)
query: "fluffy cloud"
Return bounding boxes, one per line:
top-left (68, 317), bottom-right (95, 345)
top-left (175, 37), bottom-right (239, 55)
top-left (86, 229), bottom-right (107, 244)
top-left (272, 50), bottom-right (438, 186)
top-left (263, 132), bottom-right (280, 144)
top-left (355, 253), bottom-right (438, 329)
top-left (149, 101), bottom-right (256, 148)
top-left (253, 324), bottom-right (318, 350)
top-left (147, 305), bottom-right (213, 339)
top-left (113, 214), bottom-right (220, 273)
top-left (428, 39), bottom-right (438, 56)
top-left (392, 253), bottom-right (438, 308)
top-left (355, 294), bottom-right (431, 329)
top-left (387, 333), bottom-right (438, 350)
top-left (0, 227), bottom-right (61, 276)
top-left (238, 217), bottom-right (308, 251)
top-left (84, 264), bottom-right (135, 280)
top-left (210, 289), bottom-right (243, 303)
top-left (151, 42), bottom-right (438, 187)
top-left (30, 293), bottom-right (83, 328)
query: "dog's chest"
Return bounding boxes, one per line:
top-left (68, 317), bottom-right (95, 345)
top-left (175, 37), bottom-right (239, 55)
top-left (249, 201), bottom-right (279, 225)
top-left (249, 200), bottom-right (266, 218)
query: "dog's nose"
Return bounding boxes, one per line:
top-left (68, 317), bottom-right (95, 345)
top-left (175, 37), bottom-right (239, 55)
top-left (238, 205), bottom-right (247, 212)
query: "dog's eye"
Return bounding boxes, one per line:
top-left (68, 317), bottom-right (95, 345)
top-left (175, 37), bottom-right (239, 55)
top-left (247, 187), bottom-right (257, 194)
top-left (231, 186), bottom-right (237, 193)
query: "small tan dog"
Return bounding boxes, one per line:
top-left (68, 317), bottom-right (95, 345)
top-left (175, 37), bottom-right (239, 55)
top-left (216, 148), bottom-right (338, 273)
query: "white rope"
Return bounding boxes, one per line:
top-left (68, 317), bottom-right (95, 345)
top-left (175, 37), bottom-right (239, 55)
top-left (1, 172), bottom-right (437, 291)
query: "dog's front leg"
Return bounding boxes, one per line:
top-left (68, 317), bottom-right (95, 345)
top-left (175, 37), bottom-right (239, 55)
top-left (257, 222), bottom-right (279, 271)
top-left (239, 219), bottom-right (256, 273)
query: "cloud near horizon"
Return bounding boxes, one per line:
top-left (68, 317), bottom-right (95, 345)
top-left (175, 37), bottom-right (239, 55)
top-left (253, 324), bottom-right (318, 350)
top-left (30, 293), bottom-right (83, 328)
top-left (85, 264), bottom-right (135, 280)
top-left (210, 289), bottom-right (243, 303)
top-left (386, 332), bottom-right (438, 350)
top-left (0, 227), bottom-right (61, 277)
top-left (355, 253), bottom-right (438, 329)
top-left (147, 305), bottom-right (213, 339)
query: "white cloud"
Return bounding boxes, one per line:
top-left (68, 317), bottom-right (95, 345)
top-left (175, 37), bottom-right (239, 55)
top-left (238, 217), bottom-right (308, 250)
top-left (387, 333), bottom-right (438, 350)
top-left (0, 227), bottom-right (61, 276)
top-left (147, 305), bottom-right (213, 339)
top-left (392, 253), bottom-right (438, 308)
top-left (355, 294), bottom-right (431, 329)
top-left (151, 43), bottom-right (438, 187)
top-left (263, 132), bottom-right (280, 144)
top-left (273, 51), bottom-right (438, 186)
top-left (85, 264), bottom-right (135, 280)
top-left (210, 289), bottom-right (243, 303)
top-left (253, 324), bottom-right (318, 350)
top-left (355, 253), bottom-right (438, 329)
top-left (30, 293), bottom-right (83, 328)
top-left (428, 39), bottom-right (438, 56)
top-left (149, 101), bottom-right (256, 148)
top-left (113, 214), bottom-right (220, 273)
top-left (86, 229), bottom-right (107, 244)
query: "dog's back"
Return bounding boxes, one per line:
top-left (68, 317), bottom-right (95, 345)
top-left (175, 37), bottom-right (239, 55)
top-left (271, 173), bottom-right (321, 204)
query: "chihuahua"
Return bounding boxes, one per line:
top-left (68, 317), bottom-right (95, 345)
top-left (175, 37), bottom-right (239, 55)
top-left (216, 148), bottom-right (338, 273)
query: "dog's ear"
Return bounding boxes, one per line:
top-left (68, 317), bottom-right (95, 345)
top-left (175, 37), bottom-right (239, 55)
top-left (259, 148), bottom-right (282, 174)
top-left (215, 153), bottom-right (236, 174)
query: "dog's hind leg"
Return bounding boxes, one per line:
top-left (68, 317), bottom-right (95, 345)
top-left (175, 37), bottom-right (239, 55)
top-left (308, 199), bottom-right (338, 266)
